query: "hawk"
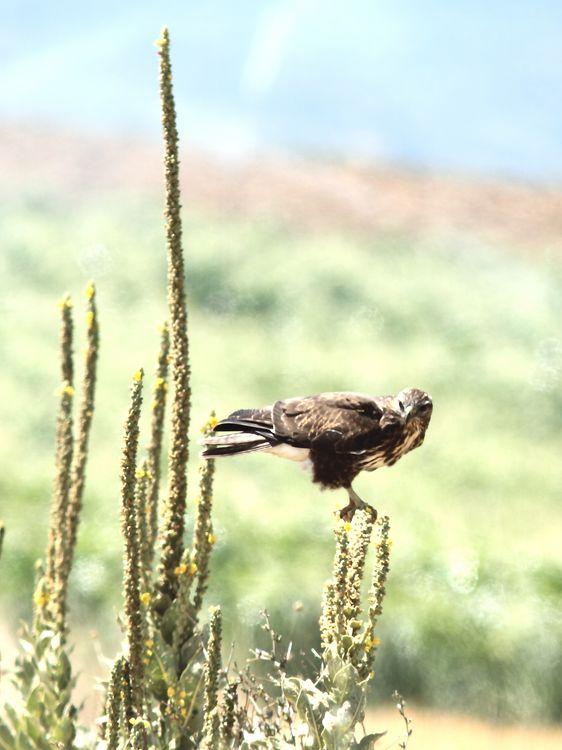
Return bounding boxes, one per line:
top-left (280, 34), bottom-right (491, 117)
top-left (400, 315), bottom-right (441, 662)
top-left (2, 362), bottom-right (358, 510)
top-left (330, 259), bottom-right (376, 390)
top-left (202, 388), bottom-right (433, 520)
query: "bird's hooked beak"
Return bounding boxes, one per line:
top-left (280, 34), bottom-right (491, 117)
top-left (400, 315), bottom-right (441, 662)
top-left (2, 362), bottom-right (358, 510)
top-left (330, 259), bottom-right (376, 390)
top-left (389, 395), bottom-right (409, 423)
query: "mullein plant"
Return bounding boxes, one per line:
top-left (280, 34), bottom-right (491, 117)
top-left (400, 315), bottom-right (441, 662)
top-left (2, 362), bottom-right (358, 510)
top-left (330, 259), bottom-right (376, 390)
top-left (0, 27), bottom-right (412, 750)
top-left (0, 286), bottom-right (99, 750)
top-left (225, 512), bottom-right (395, 750)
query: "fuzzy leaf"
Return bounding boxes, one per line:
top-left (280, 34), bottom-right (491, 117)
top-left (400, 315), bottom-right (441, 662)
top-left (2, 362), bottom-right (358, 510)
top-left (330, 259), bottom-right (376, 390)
top-left (0, 722), bottom-right (15, 750)
top-left (354, 732), bottom-right (387, 749)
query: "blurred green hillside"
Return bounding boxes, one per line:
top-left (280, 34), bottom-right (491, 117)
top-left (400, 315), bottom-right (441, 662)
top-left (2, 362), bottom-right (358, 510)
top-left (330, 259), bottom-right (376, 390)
top-left (0, 188), bottom-right (561, 722)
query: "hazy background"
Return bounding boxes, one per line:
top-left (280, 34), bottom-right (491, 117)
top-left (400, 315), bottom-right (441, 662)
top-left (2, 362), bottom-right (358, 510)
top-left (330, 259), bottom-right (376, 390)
top-left (1, 2), bottom-right (562, 747)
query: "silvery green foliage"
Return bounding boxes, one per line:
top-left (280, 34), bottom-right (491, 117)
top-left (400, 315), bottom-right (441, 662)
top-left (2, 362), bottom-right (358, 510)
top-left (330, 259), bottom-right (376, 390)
top-left (0, 623), bottom-right (77, 750)
top-left (281, 645), bottom-right (385, 750)
top-left (237, 642), bottom-right (386, 750)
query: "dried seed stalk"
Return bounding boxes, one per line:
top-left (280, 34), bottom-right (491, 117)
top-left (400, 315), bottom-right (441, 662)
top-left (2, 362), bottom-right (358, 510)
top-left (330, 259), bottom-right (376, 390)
top-left (121, 371), bottom-right (146, 713)
top-left (200, 606), bottom-right (222, 750)
top-left (146, 322), bottom-right (170, 563)
top-left (155, 27), bottom-right (191, 607)
top-left (45, 295), bottom-right (74, 621)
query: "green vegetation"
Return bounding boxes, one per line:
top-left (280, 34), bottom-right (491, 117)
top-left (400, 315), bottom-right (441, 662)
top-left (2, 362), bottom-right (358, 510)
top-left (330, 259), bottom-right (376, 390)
top-left (0, 30), bottom-right (403, 749)
top-left (0, 186), bottom-right (561, 721)
top-left (1, 25), bottom-right (562, 724)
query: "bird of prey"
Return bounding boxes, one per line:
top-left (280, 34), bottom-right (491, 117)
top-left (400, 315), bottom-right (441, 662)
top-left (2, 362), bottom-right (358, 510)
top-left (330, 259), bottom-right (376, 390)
top-left (202, 388), bottom-right (432, 520)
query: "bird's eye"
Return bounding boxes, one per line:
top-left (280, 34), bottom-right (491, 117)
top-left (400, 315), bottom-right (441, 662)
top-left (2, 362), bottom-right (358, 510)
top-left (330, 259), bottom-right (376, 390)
top-left (398, 399), bottom-right (405, 411)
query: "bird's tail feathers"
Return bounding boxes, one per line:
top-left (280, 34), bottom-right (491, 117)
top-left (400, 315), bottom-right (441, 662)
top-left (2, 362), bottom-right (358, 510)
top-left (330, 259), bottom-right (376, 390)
top-left (201, 431), bottom-right (275, 459)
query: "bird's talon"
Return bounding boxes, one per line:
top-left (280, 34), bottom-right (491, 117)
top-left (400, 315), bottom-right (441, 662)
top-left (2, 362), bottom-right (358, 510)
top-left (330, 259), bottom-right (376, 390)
top-left (338, 503), bottom-right (355, 522)
top-left (338, 501), bottom-right (378, 523)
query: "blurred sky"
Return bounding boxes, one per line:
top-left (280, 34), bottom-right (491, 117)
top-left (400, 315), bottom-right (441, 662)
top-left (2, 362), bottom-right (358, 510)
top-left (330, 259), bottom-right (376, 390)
top-left (2, 0), bottom-right (562, 179)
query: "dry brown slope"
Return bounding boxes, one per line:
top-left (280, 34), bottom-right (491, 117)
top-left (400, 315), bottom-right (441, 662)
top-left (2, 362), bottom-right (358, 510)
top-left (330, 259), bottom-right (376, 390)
top-left (2, 122), bottom-right (562, 253)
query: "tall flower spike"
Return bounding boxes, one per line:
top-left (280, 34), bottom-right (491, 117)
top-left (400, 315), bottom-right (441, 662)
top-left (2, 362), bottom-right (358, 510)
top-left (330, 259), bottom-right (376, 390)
top-left (121, 371), bottom-right (146, 714)
top-left (104, 657), bottom-right (124, 750)
top-left (200, 606), bottom-right (222, 750)
top-left (145, 322), bottom-right (170, 565)
top-left (367, 515), bottom-right (391, 636)
top-left (135, 459), bottom-right (152, 590)
top-left (358, 515), bottom-right (391, 679)
top-left (57, 282), bottom-right (99, 629)
top-left (191, 413), bottom-right (217, 618)
top-left (332, 522), bottom-right (350, 640)
top-left (319, 580), bottom-right (337, 650)
top-left (46, 294), bottom-right (74, 626)
top-left (220, 679), bottom-right (240, 745)
top-left (119, 659), bottom-right (135, 737)
top-left (0, 522), bottom-right (4, 562)
top-left (345, 508), bottom-right (375, 625)
top-left (172, 547), bottom-right (198, 654)
top-left (156, 27), bottom-right (192, 608)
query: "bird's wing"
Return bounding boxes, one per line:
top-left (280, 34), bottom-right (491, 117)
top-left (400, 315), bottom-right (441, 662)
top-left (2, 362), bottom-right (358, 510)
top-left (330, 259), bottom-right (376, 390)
top-left (272, 392), bottom-right (394, 452)
top-left (213, 406), bottom-right (275, 439)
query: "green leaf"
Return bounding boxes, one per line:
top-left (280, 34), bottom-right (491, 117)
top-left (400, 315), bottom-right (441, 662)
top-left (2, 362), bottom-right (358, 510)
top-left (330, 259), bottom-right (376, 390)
top-left (4, 704), bottom-right (21, 731)
top-left (0, 722), bottom-right (15, 750)
top-left (355, 732), bottom-right (387, 749)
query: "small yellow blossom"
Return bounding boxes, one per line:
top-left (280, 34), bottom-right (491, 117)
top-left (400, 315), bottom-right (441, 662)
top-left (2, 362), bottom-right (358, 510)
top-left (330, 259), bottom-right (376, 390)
top-left (167, 686), bottom-right (176, 698)
top-left (33, 591), bottom-right (50, 608)
top-left (85, 282), bottom-right (95, 300)
top-left (201, 414), bottom-right (218, 433)
top-left (58, 296), bottom-right (73, 309)
top-left (140, 592), bottom-right (151, 606)
top-left (133, 370), bottom-right (143, 383)
top-left (343, 521), bottom-right (352, 534)
top-left (129, 717), bottom-right (151, 729)
top-left (181, 707), bottom-right (188, 718)
top-left (179, 690), bottom-right (187, 699)
top-left (145, 639), bottom-right (154, 648)
top-left (363, 634), bottom-right (381, 653)
top-left (179, 698), bottom-right (185, 707)
top-left (151, 400), bottom-right (158, 411)
top-left (143, 658), bottom-right (149, 665)
top-left (207, 533), bottom-right (217, 546)
top-left (154, 377), bottom-right (167, 391)
top-left (387, 538), bottom-right (393, 550)
top-left (155, 36), bottom-right (166, 48)
top-left (146, 649), bottom-right (153, 657)
top-left (61, 384), bottom-right (75, 397)
top-left (175, 561), bottom-right (198, 576)
top-left (85, 310), bottom-right (94, 329)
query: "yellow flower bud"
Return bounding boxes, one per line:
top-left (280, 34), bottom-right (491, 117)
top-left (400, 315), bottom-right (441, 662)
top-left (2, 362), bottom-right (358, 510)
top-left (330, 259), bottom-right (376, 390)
top-left (33, 591), bottom-right (50, 608)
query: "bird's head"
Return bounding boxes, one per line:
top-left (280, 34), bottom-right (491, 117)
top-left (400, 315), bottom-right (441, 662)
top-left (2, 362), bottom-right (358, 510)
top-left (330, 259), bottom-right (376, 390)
top-left (394, 388), bottom-right (433, 427)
